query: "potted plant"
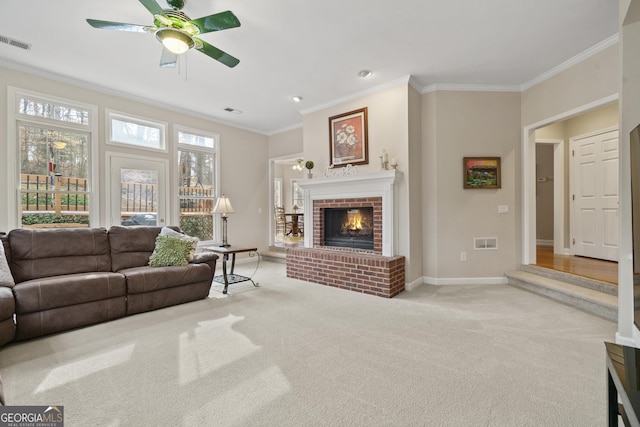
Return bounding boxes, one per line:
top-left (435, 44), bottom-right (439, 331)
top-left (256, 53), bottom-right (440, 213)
top-left (305, 160), bottom-right (315, 179)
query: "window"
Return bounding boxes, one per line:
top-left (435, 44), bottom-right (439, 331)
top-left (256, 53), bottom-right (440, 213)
top-left (12, 89), bottom-right (95, 228)
top-left (274, 178), bottom-right (282, 208)
top-left (19, 94), bottom-right (89, 125)
top-left (108, 110), bottom-right (167, 151)
top-left (176, 127), bottom-right (218, 241)
top-left (292, 181), bottom-right (303, 212)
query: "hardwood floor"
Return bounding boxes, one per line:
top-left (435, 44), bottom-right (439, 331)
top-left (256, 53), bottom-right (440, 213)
top-left (535, 245), bottom-right (618, 285)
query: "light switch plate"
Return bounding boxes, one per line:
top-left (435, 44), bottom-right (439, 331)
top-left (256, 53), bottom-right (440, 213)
top-left (498, 205), bottom-right (509, 214)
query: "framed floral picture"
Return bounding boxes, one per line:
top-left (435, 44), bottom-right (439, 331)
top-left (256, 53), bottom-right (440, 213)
top-left (463, 157), bottom-right (501, 189)
top-left (329, 107), bottom-right (368, 167)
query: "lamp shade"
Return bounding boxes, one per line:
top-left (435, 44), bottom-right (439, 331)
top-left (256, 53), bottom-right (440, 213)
top-left (212, 195), bottom-right (235, 215)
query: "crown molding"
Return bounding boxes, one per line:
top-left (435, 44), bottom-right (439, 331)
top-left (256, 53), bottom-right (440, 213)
top-left (421, 83), bottom-right (521, 94)
top-left (265, 122), bottom-right (303, 136)
top-left (520, 33), bottom-right (619, 91)
top-left (299, 75), bottom-right (412, 116)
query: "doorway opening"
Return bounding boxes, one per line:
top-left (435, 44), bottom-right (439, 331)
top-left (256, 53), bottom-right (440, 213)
top-left (525, 98), bottom-right (619, 284)
top-left (269, 154), bottom-right (305, 249)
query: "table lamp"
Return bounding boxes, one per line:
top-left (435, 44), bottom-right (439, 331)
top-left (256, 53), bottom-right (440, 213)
top-left (212, 194), bottom-right (235, 247)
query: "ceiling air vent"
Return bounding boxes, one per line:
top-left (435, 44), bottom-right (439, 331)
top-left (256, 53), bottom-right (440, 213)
top-left (0, 35), bottom-right (31, 51)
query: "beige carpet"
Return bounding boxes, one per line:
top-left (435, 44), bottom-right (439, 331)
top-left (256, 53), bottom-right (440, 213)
top-left (0, 261), bottom-right (617, 426)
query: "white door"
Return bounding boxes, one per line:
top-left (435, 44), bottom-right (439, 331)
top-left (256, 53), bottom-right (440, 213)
top-left (108, 153), bottom-right (168, 227)
top-left (571, 129), bottom-right (619, 261)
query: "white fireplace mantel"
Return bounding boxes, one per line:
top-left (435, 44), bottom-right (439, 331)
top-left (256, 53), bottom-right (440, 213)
top-left (297, 169), bottom-right (402, 256)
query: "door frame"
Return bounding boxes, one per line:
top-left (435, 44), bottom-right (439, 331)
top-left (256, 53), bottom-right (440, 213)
top-left (535, 138), bottom-right (566, 256)
top-left (522, 94), bottom-right (618, 265)
top-left (105, 151), bottom-right (170, 227)
top-left (268, 153), bottom-right (303, 246)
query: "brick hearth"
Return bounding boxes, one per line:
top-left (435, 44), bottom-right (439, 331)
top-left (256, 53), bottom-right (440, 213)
top-left (286, 247), bottom-right (405, 298)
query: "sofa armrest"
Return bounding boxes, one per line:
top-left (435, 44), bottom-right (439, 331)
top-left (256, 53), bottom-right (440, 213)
top-left (191, 252), bottom-right (218, 282)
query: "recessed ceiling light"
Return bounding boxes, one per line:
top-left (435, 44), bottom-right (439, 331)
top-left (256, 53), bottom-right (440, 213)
top-left (290, 96), bottom-right (303, 103)
top-left (224, 107), bottom-right (242, 114)
top-left (358, 69), bottom-right (373, 78)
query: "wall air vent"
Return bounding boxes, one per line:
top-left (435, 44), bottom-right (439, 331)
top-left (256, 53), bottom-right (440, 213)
top-left (474, 237), bottom-right (498, 250)
top-left (0, 35), bottom-right (31, 51)
top-left (223, 107), bottom-right (242, 114)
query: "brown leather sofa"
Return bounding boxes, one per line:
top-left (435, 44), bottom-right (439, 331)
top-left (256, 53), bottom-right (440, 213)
top-left (0, 237), bottom-right (16, 347)
top-left (1, 226), bottom-right (218, 342)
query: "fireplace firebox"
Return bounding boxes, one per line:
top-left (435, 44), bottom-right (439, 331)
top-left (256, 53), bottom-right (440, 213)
top-left (323, 207), bottom-right (374, 250)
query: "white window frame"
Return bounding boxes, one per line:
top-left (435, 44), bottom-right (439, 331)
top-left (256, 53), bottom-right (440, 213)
top-left (7, 87), bottom-right (99, 230)
top-left (174, 125), bottom-right (220, 244)
top-left (106, 109), bottom-right (168, 152)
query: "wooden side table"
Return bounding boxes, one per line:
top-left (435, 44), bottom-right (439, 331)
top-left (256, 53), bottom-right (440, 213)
top-left (203, 245), bottom-right (259, 294)
top-left (285, 213), bottom-right (303, 236)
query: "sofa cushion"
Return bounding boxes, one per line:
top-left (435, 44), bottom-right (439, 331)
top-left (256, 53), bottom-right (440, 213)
top-left (149, 235), bottom-right (192, 267)
top-left (13, 272), bottom-right (126, 314)
top-left (8, 228), bottom-right (112, 283)
top-left (121, 263), bottom-right (211, 295)
top-left (15, 298), bottom-right (126, 342)
top-left (109, 225), bottom-right (179, 271)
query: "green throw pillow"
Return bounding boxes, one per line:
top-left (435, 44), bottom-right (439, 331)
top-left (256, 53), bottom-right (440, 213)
top-left (149, 235), bottom-right (192, 267)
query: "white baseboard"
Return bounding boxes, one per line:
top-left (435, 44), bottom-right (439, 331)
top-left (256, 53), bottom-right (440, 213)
top-left (404, 277), bottom-right (425, 291)
top-left (420, 276), bottom-right (509, 286)
top-left (536, 239), bottom-right (553, 246)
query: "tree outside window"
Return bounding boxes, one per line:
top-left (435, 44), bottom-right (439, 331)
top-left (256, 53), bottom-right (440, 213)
top-left (177, 129), bottom-right (217, 241)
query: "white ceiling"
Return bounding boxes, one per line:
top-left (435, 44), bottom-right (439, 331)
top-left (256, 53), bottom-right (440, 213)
top-left (0, 0), bottom-right (618, 135)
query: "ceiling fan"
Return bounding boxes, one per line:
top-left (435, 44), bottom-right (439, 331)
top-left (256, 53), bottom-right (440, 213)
top-left (87, 0), bottom-right (241, 68)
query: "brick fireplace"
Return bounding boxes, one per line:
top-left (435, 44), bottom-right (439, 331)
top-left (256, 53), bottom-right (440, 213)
top-left (286, 170), bottom-right (405, 298)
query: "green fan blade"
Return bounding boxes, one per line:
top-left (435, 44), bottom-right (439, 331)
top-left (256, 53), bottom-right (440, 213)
top-left (195, 39), bottom-right (239, 68)
top-left (189, 11), bottom-right (241, 34)
top-left (159, 47), bottom-right (178, 68)
top-left (138, 0), bottom-right (165, 16)
top-left (86, 19), bottom-right (149, 33)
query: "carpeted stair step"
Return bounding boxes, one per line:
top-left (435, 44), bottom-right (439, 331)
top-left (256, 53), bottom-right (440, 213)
top-left (520, 264), bottom-right (617, 295)
top-left (505, 270), bottom-right (617, 322)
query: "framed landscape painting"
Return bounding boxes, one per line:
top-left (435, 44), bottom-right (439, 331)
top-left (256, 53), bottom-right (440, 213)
top-left (329, 107), bottom-right (368, 167)
top-left (463, 157), bottom-right (501, 189)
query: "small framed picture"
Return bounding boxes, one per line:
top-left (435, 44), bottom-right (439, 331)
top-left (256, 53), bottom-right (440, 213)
top-left (329, 107), bottom-right (368, 167)
top-left (463, 157), bottom-right (501, 189)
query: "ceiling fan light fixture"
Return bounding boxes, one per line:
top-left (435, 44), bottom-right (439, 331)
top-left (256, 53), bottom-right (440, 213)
top-left (156, 28), bottom-right (193, 54)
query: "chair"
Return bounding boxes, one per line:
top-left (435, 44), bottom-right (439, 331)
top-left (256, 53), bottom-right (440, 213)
top-left (275, 206), bottom-right (292, 237)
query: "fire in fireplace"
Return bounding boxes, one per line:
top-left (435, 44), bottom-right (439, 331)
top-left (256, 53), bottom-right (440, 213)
top-left (323, 207), bottom-right (374, 250)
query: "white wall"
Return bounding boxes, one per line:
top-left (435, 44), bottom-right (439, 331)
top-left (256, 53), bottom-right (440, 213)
top-left (268, 127), bottom-right (303, 159)
top-left (422, 91), bottom-right (521, 281)
top-left (522, 44), bottom-right (619, 126)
